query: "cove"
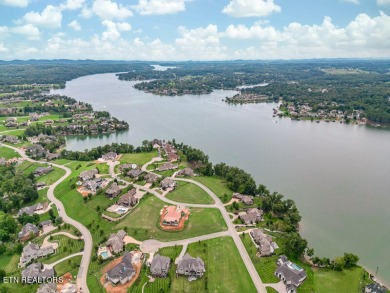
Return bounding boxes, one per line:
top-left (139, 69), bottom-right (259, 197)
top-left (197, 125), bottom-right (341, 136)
top-left (51, 73), bottom-right (390, 286)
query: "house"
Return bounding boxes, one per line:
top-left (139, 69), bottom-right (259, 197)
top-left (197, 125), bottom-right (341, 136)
top-left (39, 220), bottom-right (53, 228)
top-left (17, 202), bottom-right (47, 217)
top-left (60, 283), bottom-right (77, 293)
top-left (177, 168), bottom-right (195, 177)
top-left (118, 189), bottom-right (138, 207)
top-left (275, 255), bottom-right (307, 292)
top-left (26, 144), bottom-right (46, 158)
top-left (167, 153), bottom-right (180, 162)
top-left (2, 135), bottom-right (19, 144)
top-left (242, 195), bottom-right (254, 205)
top-left (160, 178), bottom-right (176, 190)
top-left (152, 139), bottom-right (162, 148)
top-left (250, 229), bottom-right (274, 256)
top-left (162, 206), bottom-right (183, 226)
top-left (176, 253), bottom-right (205, 279)
top-left (119, 163), bottom-right (137, 172)
top-left (19, 242), bottom-right (55, 267)
top-left (34, 166), bottom-right (53, 177)
top-left (365, 283), bottom-right (388, 293)
top-left (150, 254), bottom-right (170, 278)
top-left (239, 208), bottom-right (263, 224)
top-left (83, 178), bottom-right (104, 193)
top-left (106, 230), bottom-right (127, 254)
top-left (21, 262), bottom-right (54, 284)
top-left (46, 152), bottom-right (60, 161)
top-left (18, 223), bottom-right (39, 241)
top-left (78, 169), bottom-right (98, 181)
top-left (36, 182), bottom-right (46, 188)
top-left (101, 152), bottom-right (117, 161)
top-left (145, 173), bottom-right (158, 183)
top-left (157, 163), bottom-right (178, 172)
top-left (105, 182), bottom-right (121, 198)
top-left (106, 251), bottom-right (136, 285)
top-left (126, 169), bottom-right (143, 178)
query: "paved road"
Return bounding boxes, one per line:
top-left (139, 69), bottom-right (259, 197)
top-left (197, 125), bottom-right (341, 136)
top-left (44, 252), bottom-right (84, 270)
top-left (0, 143), bottom-right (92, 293)
top-left (139, 160), bottom-right (268, 293)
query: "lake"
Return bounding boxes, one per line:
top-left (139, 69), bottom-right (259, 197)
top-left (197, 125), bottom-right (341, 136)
top-left (51, 73), bottom-right (390, 285)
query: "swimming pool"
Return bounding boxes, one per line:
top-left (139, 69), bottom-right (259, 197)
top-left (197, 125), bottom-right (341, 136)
top-left (100, 252), bottom-right (108, 259)
top-left (289, 262), bottom-right (303, 271)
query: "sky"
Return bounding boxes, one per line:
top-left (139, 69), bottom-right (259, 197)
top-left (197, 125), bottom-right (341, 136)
top-left (0, 0), bottom-right (389, 60)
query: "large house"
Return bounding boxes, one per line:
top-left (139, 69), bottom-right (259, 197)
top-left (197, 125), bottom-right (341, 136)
top-left (17, 202), bottom-right (47, 217)
top-left (145, 173), bottom-right (158, 184)
top-left (275, 255), bottom-right (307, 293)
top-left (160, 178), bottom-right (176, 190)
top-left (19, 242), bottom-right (55, 268)
top-left (250, 228), bottom-right (275, 256)
top-left (78, 169), bottom-right (98, 181)
top-left (120, 163), bottom-right (137, 172)
top-left (157, 163), bottom-right (178, 172)
top-left (18, 223), bottom-right (39, 241)
top-left (126, 169), bottom-right (143, 179)
top-left (177, 168), bottom-right (195, 177)
top-left (117, 189), bottom-right (138, 207)
top-left (233, 193), bottom-right (254, 205)
top-left (22, 262), bottom-right (54, 284)
top-left (239, 208), bottom-right (263, 225)
top-left (106, 230), bottom-right (127, 254)
top-left (150, 254), bottom-right (171, 278)
top-left (26, 144), bottom-right (46, 158)
top-left (176, 253), bottom-right (205, 279)
top-left (105, 182), bottom-right (121, 198)
top-left (106, 252), bottom-right (136, 285)
top-left (83, 177), bottom-right (104, 193)
top-left (162, 206), bottom-right (183, 226)
top-left (34, 166), bottom-right (53, 177)
top-left (101, 152), bottom-right (117, 161)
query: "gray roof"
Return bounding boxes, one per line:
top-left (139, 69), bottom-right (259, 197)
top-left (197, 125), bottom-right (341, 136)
top-left (176, 253), bottom-right (205, 275)
top-left (22, 262), bottom-right (54, 283)
top-left (37, 282), bottom-right (57, 293)
top-left (127, 169), bottom-right (142, 178)
top-left (40, 220), bottom-right (53, 227)
top-left (79, 169), bottom-right (98, 181)
top-left (18, 223), bottom-right (39, 239)
top-left (157, 163), bottom-right (178, 172)
top-left (106, 252), bottom-right (135, 281)
top-left (145, 173), bottom-right (158, 183)
top-left (161, 178), bottom-right (176, 189)
top-left (106, 182), bottom-right (121, 196)
top-left (118, 189), bottom-right (137, 206)
top-left (106, 231), bottom-right (126, 253)
top-left (275, 260), bottom-right (306, 287)
top-left (178, 168), bottom-right (194, 177)
top-left (365, 283), bottom-right (388, 293)
top-left (150, 254), bottom-right (170, 276)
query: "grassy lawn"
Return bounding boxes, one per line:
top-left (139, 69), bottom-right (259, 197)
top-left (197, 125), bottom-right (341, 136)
top-left (37, 166), bottom-right (66, 186)
top-left (119, 151), bottom-right (158, 166)
top-left (0, 145), bottom-right (21, 159)
top-left (266, 287), bottom-right (279, 293)
top-left (193, 176), bottom-right (233, 203)
top-left (0, 254), bottom-right (20, 275)
top-left (166, 181), bottom-right (214, 204)
top-left (115, 194), bottom-right (227, 241)
top-left (54, 255), bottom-right (82, 277)
top-left (171, 237), bottom-right (257, 293)
top-left (313, 266), bottom-right (368, 293)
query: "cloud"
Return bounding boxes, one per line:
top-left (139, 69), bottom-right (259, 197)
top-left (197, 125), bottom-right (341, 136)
top-left (92, 0), bottom-right (133, 19)
top-left (0, 0), bottom-right (29, 8)
top-left (101, 20), bottom-right (131, 41)
top-left (225, 12), bottom-right (390, 59)
top-left (343, 0), bottom-right (359, 4)
top-left (80, 7), bottom-right (93, 19)
top-left (222, 0), bottom-right (281, 17)
top-left (377, 0), bottom-right (390, 5)
top-left (11, 24), bottom-right (40, 40)
top-left (68, 20), bottom-right (81, 31)
top-left (22, 5), bottom-right (62, 29)
top-left (133, 0), bottom-right (186, 15)
top-left (0, 43), bottom-right (8, 52)
top-left (60, 0), bottom-right (85, 10)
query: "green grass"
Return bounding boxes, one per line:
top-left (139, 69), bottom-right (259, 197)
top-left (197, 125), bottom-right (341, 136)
top-left (119, 151), bottom-right (158, 166)
top-left (266, 287), bottom-right (279, 293)
top-left (0, 254), bottom-right (20, 274)
top-left (193, 176), bottom-right (233, 203)
top-left (37, 167), bottom-right (66, 186)
top-left (54, 255), bottom-right (82, 277)
top-left (166, 181), bottom-right (214, 204)
top-left (115, 194), bottom-right (227, 241)
top-left (0, 145), bottom-right (21, 159)
top-left (171, 237), bottom-right (257, 293)
top-left (313, 266), bottom-right (368, 293)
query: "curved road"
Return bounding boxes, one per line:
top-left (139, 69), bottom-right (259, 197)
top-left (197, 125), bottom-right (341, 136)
top-left (137, 160), bottom-right (268, 293)
top-left (0, 143), bottom-right (92, 293)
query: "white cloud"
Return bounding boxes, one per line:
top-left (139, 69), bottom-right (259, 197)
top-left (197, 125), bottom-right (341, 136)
top-left (101, 20), bottom-right (131, 41)
top-left (60, 0), bottom-right (85, 10)
top-left (222, 0), bottom-right (281, 17)
top-left (68, 20), bottom-right (81, 31)
top-left (377, 0), bottom-right (390, 5)
top-left (133, 0), bottom-right (186, 15)
top-left (225, 12), bottom-right (390, 59)
top-left (175, 24), bottom-right (227, 60)
top-left (0, 0), bottom-right (29, 8)
top-left (11, 24), bottom-right (40, 40)
top-left (343, 0), bottom-right (359, 4)
top-left (22, 5), bottom-right (62, 29)
top-left (80, 7), bottom-right (93, 19)
top-left (92, 0), bottom-right (133, 19)
top-left (0, 43), bottom-right (8, 52)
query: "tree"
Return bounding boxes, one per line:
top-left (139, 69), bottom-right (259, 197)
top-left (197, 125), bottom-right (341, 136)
top-left (332, 257), bottom-right (345, 271)
top-left (343, 253), bottom-right (359, 268)
top-left (284, 232), bottom-right (307, 258)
